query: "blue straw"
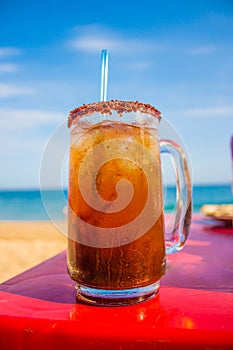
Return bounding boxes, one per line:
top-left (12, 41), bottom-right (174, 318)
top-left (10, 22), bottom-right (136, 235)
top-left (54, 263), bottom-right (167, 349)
top-left (100, 49), bottom-right (109, 102)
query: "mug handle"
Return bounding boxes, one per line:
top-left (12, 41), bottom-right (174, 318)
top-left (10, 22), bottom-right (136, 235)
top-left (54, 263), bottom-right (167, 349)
top-left (160, 139), bottom-right (192, 254)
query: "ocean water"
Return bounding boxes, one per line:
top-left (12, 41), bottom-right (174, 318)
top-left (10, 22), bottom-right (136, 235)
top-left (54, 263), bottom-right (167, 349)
top-left (0, 184), bottom-right (232, 221)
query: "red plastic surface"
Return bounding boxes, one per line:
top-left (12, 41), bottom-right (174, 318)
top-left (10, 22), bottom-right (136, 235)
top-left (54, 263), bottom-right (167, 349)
top-left (0, 214), bottom-right (233, 349)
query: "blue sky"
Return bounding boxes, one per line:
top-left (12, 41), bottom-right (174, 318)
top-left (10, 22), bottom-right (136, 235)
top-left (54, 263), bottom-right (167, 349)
top-left (0, 0), bottom-right (232, 188)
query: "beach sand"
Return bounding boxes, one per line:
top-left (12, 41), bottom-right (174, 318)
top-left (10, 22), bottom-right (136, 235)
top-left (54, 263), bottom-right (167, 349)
top-left (0, 221), bottom-right (66, 283)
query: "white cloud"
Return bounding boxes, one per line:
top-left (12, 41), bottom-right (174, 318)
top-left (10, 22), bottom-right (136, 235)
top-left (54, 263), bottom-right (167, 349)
top-left (129, 61), bottom-right (151, 71)
top-left (68, 24), bottom-right (221, 59)
top-left (0, 108), bottom-right (65, 130)
top-left (176, 106), bottom-right (233, 118)
top-left (186, 45), bottom-right (217, 55)
top-left (68, 24), bottom-right (158, 54)
top-left (0, 47), bottom-right (21, 58)
top-left (0, 83), bottom-right (35, 98)
top-left (0, 63), bottom-right (18, 73)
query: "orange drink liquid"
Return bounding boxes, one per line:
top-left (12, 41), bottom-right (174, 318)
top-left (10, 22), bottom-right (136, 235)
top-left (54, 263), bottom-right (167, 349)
top-left (67, 121), bottom-right (166, 290)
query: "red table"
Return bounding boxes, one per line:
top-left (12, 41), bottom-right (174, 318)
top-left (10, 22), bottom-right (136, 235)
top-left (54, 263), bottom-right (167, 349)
top-left (0, 214), bottom-right (233, 349)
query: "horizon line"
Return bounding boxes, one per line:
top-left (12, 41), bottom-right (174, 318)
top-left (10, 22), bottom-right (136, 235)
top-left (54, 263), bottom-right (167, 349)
top-left (0, 182), bottom-right (232, 192)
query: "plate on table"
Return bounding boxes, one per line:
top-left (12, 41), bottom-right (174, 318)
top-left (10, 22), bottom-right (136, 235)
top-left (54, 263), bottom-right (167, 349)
top-left (201, 204), bottom-right (233, 227)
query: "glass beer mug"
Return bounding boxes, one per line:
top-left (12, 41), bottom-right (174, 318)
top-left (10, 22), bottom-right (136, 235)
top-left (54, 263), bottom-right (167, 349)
top-left (67, 100), bottom-right (192, 305)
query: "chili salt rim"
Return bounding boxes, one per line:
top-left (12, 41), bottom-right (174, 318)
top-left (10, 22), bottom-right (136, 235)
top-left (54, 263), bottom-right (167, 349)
top-left (68, 100), bottom-right (161, 128)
